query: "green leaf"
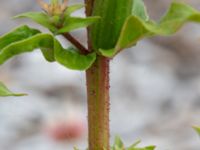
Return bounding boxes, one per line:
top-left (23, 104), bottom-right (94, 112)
top-left (111, 137), bottom-right (155, 150)
top-left (65, 4), bottom-right (85, 16)
top-left (0, 33), bottom-right (54, 64)
top-left (14, 12), bottom-right (57, 33)
top-left (58, 16), bottom-right (100, 34)
top-left (0, 82), bottom-right (27, 97)
top-left (54, 39), bottom-right (96, 70)
top-left (0, 25), bottom-right (96, 70)
top-left (0, 25), bottom-right (40, 49)
top-left (127, 140), bottom-right (141, 149)
top-left (0, 25), bottom-right (55, 62)
top-left (41, 48), bottom-right (55, 62)
top-left (127, 140), bottom-right (156, 150)
top-left (128, 145), bottom-right (156, 150)
top-left (91, 0), bottom-right (133, 50)
top-left (99, 2), bottom-right (200, 57)
top-left (113, 136), bottom-right (124, 150)
top-left (132, 0), bottom-right (149, 21)
top-left (72, 138), bottom-right (155, 150)
top-left (193, 126), bottom-right (200, 136)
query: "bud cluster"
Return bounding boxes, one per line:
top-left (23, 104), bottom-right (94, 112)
top-left (37, 0), bottom-right (68, 16)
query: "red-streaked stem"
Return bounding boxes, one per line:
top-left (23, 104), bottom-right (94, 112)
top-left (84, 0), bottom-right (94, 50)
top-left (62, 33), bottom-right (89, 54)
top-left (86, 55), bottom-right (110, 150)
top-left (85, 0), bottom-right (111, 149)
top-left (84, 0), bottom-right (94, 16)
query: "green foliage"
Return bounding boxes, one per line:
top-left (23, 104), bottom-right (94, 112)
top-left (3, 0), bottom-right (200, 71)
top-left (15, 4), bottom-right (99, 34)
top-left (112, 136), bottom-right (155, 150)
top-left (0, 25), bottom-right (40, 49)
top-left (54, 39), bottom-right (96, 70)
top-left (0, 25), bottom-right (96, 70)
top-left (14, 12), bottom-right (57, 33)
top-left (0, 0), bottom-right (200, 103)
top-left (58, 16), bottom-right (100, 34)
top-left (132, 0), bottom-right (149, 21)
top-left (73, 136), bottom-right (156, 150)
top-left (91, 0), bottom-right (133, 50)
top-left (0, 82), bottom-right (26, 97)
top-left (193, 126), bottom-right (200, 136)
top-left (0, 1), bottom-right (99, 97)
top-left (91, 0), bottom-right (200, 57)
top-left (64, 4), bottom-right (85, 16)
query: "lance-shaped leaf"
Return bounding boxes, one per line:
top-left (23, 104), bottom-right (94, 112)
top-left (193, 126), bottom-right (200, 136)
top-left (0, 82), bottom-right (26, 97)
top-left (0, 25), bottom-right (40, 49)
top-left (0, 33), bottom-right (54, 64)
top-left (127, 145), bottom-right (156, 150)
top-left (132, 0), bottom-right (149, 21)
top-left (0, 26), bottom-right (96, 70)
top-left (0, 25), bottom-right (54, 62)
top-left (100, 2), bottom-right (200, 57)
top-left (113, 136), bottom-right (124, 150)
top-left (58, 16), bottom-right (100, 34)
top-left (14, 12), bottom-right (57, 33)
top-left (54, 39), bottom-right (96, 70)
top-left (111, 137), bottom-right (156, 150)
top-left (64, 4), bottom-right (85, 16)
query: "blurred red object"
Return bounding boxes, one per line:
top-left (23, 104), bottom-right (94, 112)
top-left (46, 120), bottom-right (85, 141)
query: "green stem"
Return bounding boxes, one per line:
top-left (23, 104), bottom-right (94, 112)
top-left (85, 0), bottom-right (110, 149)
top-left (86, 55), bottom-right (110, 150)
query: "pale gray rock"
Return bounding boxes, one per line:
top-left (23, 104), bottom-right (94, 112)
top-left (1, 0), bottom-right (200, 150)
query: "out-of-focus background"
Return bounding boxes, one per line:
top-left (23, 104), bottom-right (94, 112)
top-left (1, 0), bottom-right (200, 150)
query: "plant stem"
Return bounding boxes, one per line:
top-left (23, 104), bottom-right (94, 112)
top-left (84, 0), bottom-right (94, 51)
top-left (84, 0), bottom-right (94, 16)
top-left (86, 55), bottom-right (110, 150)
top-left (62, 33), bottom-right (89, 54)
top-left (85, 0), bottom-right (111, 149)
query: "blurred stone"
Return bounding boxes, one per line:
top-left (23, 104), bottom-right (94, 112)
top-left (1, 0), bottom-right (200, 150)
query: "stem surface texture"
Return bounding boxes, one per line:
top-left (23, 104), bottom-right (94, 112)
top-left (86, 55), bottom-right (110, 150)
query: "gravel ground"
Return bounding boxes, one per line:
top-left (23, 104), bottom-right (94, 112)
top-left (1, 0), bottom-right (200, 150)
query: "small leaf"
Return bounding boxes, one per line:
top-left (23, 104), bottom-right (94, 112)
top-left (0, 82), bottom-right (27, 97)
top-left (193, 126), bottom-right (200, 136)
top-left (65, 4), bottom-right (85, 16)
top-left (41, 48), bottom-right (55, 62)
top-left (127, 140), bottom-right (141, 149)
top-left (0, 25), bottom-right (40, 49)
top-left (54, 39), bottom-right (96, 70)
top-left (14, 12), bottom-right (57, 32)
top-left (100, 2), bottom-right (200, 57)
top-left (58, 16), bottom-right (100, 34)
top-left (127, 144), bottom-right (156, 150)
top-left (0, 25), bottom-right (96, 71)
top-left (113, 136), bottom-right (124, 150)
top-left (0, 33), bottom-right (54, 65)
top-left (132, 0), bottom-right (149, 21)
top-left (111, 137), bottom-right (156, 150)
top-left (144, 146), bottom-right (156, 150)
top-left (99, 48), bottom-right (115, 58)
top-left (0, 25), bottom-right (54, 63)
